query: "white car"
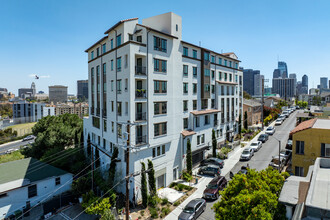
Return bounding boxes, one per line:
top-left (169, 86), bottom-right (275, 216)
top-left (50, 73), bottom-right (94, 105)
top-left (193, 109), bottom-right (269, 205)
top-left (250, 141), bottom-right (262, 152)
top-left (275, 119), bottom-right (283, 126)
top-left (240, 148), bottom-right (254, 161)
top-left (279, 115), bottom-right (286, 121)
top-left (265, 126), bottom-right (275, 135)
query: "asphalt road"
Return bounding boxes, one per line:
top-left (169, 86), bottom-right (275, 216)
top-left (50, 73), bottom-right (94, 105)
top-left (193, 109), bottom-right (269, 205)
top-left (0, 139), bottom-right (34, 155)
top-left (198, 110), bottom-right (300, 220)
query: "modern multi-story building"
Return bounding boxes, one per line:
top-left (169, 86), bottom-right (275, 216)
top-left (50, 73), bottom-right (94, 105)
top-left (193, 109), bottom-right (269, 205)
top-left (278, 61), bottom-right (288, 78)
top-left (49, 85), bottom-right (68, 103)
top-left (54, 102), bottom-right (89, 118)
top-left (77, 80), bottom-right (89, 101)
top-left (12, 102), bottom-right (54, 124)
top-left (272, 78), bottom-right (296, 99)
top-left (273, 69), bottom-right (281, 79)
top-left (320, 77), bottom-right (328, 89)
top-left (83, 12), bottom-right (243, 201)
top-left (18, 82), bottom-right (36, 99)
top-left (302, 74), bottom-right (308, 94)
top-left (242, 69), bottom-right (263, 96)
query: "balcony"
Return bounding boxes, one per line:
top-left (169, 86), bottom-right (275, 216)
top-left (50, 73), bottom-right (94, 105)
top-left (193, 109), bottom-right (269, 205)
top-left (136, 112), bottom-right (146, 121)
top-left (136, 89), bottom-right (147, 98)
top-left (135, 66), bottom-right (146, 75)
top-left (214, 120), bottom-right (219, 126)
top-left (136, 135), bottom-right (147, 145)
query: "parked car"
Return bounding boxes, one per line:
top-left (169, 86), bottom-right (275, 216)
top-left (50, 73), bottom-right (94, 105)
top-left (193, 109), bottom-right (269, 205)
top-left (286, 139), bottom-right (293, 150)
top-left (279, 115), bottom-right (286, 121)
top-left (250, 141), bottom-right (262, 152)
top-left (5, 149), bottom-right (16, 154)
top-left (237, 165), bottom-right (249, 175)
top-left (265, 126), bottom-right (275, 135)
top-left (23, 135), bottom-right (35, 142)
top-left (275, 119), bottom-right (283, 126)
top-left (258, 134), bottom-right (269, 143)
top-left (269, 156), bottom-right (286, 171)
top-left (200, 157), bottom-right (224, 169)
top-left (203, 176), bottom-right (227, 200)
top-left (282, 111), bottom-right (289, 118)
top-left (280, 149), bottom-right (292, 165)
top-left (198, 165), bottom-right (221, 176)
top-left (240, 148), bottom-right (254, 161)
top-left (178, 198), bottom-right (206, 220)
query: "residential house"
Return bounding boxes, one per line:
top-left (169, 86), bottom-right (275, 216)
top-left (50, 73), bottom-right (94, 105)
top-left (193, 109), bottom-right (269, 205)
top-left (243, 99), bottom-right (262, 126)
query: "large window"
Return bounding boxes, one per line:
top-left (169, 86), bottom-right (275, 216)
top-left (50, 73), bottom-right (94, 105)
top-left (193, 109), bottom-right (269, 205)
top-left (92, 116), bottom-right (100, 128)
top-left (204, 115), bottom-right (210, 125)
top-left (296, 141), bottom-right (305, 154)
top-left (154, 59), bottom-right (167, 72)
top-left (193, 67), bottom-right (197, 77)
top-left (154, 122), bottom-right (167, 136)
top-left (117, 57), bottom-right (121, 72)
top-left (153, 145), bottom-right (166, 158)
top-left (193, 83), bottom-right (197, 94)
top-left (321, 143), bottom-right (330, 157)
top-left (197, 134), bottom-right (205, 145)
top-left (28, 184), bottom-right (37, 198)
top-left (183, 100), bottom-right (188, 111)
top-left (154, 36), bottom-right (167, 52)
top-left (116, 34), bottom-right (121, 46)
top-left (183, 83), bottom-right (188, 94)
top-left (183, 65), bottom-right (188, 76)
top-left (193, 50), bottom-right (197, 58)
top-left (295, 166), bottom-right (304, 177)
top-left (204, 52), bottom-right (210, 61)
top-left (183, 47), bottom-right (188, 56)
top-left (154, 80), bottom-right (167, 93)
top-left (183, 118), bottom-right (188, 129)
top-left (154, 102), bottom-right (167, 115)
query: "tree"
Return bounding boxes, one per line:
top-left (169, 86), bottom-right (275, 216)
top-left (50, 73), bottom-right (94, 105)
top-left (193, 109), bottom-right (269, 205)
top-left (74, 131), bottom-right (79, 147)
top-left (244, 111), bottom-right (248, 130)
top-left (82, 191), bottom-right (115, 216)
top-left (100, 209), bottom-right (116, 220)
top-left (108, 147), bottom-right (119, 187)
top-left (186, 138), bottom-right (192, 175)
top-left (312, 96), bottom-right (321, 106)
top-left (213, 167), bottom-right (289, 220)
top-left (212, 130), bottom-right (217, 157)
top-left (95, 149), bottom-right (100, 168)
top-left (238, 114), bottom-right (242, 136)
top-left (141, 162), bottom-right (148, 207)
top-left (243, 91), bottom-right (252, 99)
top-left (147, 159), bottom-right (156, 197)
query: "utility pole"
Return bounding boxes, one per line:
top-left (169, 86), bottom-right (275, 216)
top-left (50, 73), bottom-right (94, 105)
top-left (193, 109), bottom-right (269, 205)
top-left (125, 122), bottom-right (130, 220)
top-left (91, 147), bottom-right (94, 192)
top-left (261, 78), bottom-right (264, 130)
top-left (278, 140), bottom-right (281, 173)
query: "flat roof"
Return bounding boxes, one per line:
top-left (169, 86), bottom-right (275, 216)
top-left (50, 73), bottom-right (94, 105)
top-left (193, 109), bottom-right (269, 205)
top-left (312, 119), bottom-right (330, 129)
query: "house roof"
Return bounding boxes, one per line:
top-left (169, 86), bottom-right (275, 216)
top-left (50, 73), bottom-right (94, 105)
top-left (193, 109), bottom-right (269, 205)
top-left (104, 18), bottom-right (138, 34)
top-left (243, 98), bottom-right (261, 107)
top-left (191, 109), bottom-right (221, 115)
top-left (0, 158), bottom-right (69, 192)
top-left (313, 119), bottom-right (330, 129)
top-left (216, 80), bottom-right (238, 85)
top-left (290, 118), bottom-right (317, 135)
top-left (181, 130), bottom-right (196, 137)
top-left (136, 24), bottom-right (178, 39)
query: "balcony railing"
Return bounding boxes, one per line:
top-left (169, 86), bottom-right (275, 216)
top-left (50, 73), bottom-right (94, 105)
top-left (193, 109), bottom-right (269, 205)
top-left (136, 112), bottom-right (146, 121)
top-left (214, 120), bottom-right (219, 126)
top-left (136, 135), bottom-right (147, 145)
top-left (136, 90), bottom-right (147, 98)
top-left (135, 66), bottom-right (146, 75)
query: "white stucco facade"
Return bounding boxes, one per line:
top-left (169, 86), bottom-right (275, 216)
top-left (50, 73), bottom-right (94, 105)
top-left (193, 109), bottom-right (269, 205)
top-left (83, 12), bottom-right (243, 201)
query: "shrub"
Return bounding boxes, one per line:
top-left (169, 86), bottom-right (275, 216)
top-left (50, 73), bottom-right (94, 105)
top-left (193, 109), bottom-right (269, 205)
top-left (173, 201), bottom-right (180, 206)
top-left (161, 207), bottom-right (170, 216)
top-left (149, 207), bottom-right (158, 219)
top-left (177, 184), bottom-right (185, 191)
top-left (148, 195), bottom-right (158, 208)
top-left (169, 182), bottom-right (177, 188)
top-left (161, 198), bottom-right (168, 205)
top-left (182, 170), bottom-right (193, 182)
top-left (140, 210), bottom-right (144, 216)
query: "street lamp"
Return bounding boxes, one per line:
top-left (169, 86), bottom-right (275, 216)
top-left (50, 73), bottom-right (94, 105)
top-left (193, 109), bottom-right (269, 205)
top-left (271, 135), bottom-right (281, 172)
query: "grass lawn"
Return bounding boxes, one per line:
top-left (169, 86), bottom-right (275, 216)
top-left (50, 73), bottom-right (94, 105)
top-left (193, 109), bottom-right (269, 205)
top-left (0, 150), bottom-right (25, 164)
top-left (7, 122), bottom-right (36, 136)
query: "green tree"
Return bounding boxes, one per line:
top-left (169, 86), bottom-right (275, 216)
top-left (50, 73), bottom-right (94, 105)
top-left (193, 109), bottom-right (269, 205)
top-left (100, 209), bottom-right (116, 220)
top-left (82, 191), bottom-right (115, 216)
top-left (108, 147), bottom-right (119, 187)
top-left (186, 138), bottom-right (192, 175)
top-left (141, 162), bottom-right (148, 207)
top-left (244, 111), bottom-right (248, 130)
top-left (147, 159), bottom-right (156, 197)
top-left (243, 91), bottom-right (252, 99)
top-left (212, 130), bottom-right (217, 157)
top-left (213, 167), bottom-right (289, 220)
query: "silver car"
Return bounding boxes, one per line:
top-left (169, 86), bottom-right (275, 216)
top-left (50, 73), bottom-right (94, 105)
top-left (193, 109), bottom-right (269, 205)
top-left (250, 141), bottom-right (262, 152)
top-left (178, 198), bottom-right (206, 220)
top-left (240, 147), bottom-right (254, 161)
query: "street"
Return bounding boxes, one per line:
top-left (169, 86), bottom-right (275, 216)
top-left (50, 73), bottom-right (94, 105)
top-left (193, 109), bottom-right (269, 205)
top-left (0, 139), bottom-right (34, 155)
top-left (198, 110), bottom-right (299, 220)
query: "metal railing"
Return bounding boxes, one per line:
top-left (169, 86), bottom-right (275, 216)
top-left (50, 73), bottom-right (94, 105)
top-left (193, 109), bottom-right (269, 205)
top-left (135, 66), bottom-right (146, 75)
top-left (136, 135), bottom-right (147, 145)
top-left (136, 112), bottom-right (146, 121)
top-left (135, 90), bottom-right (147, 98)
top-left (214, 120), bottom-right (219, 126)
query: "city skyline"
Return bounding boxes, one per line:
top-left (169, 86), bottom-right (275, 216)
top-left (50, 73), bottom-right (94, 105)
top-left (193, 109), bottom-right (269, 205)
top-left (1, 0), bottom-right (330, 94)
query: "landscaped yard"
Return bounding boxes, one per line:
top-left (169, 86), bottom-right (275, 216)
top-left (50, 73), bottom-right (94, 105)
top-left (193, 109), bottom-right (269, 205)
top-left (8, 122), bottom-right (36, 136)
top-left (0, 150), bottom-right (24, 164)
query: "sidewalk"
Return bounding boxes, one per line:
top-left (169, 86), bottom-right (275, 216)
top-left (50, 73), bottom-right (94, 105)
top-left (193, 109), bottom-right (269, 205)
top-left (164, 122), bottom-right (275, 220)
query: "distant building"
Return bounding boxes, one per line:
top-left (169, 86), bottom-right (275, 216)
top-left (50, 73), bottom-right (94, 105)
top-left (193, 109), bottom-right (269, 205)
top-left (273, 69), bottom-right (281, 79)
top-left (54, 102), bottom-right (89, 118)
top-left (296, 81), bottom-right (302, 95)
top-left (264, 87), bottom-right (272, 95)
top-left (309, 88), bottom-right (319, 95)
top-left (12, 102), bottom-right (54, 124)
top-left (77, 80), bottom-right (88, 101)
top-left (302, 74), bottom-right (308, 94)
top-left (272, 78), bottom-right (296, 99)
top-left (18, 82), bottom-right (36, 99)
top-left (0, 158), bottom-right (73, 219)
top-left (320, 77), bottom-right (328, 89)
top-left (289, 73), bottom-right (296, 79)
top-left (278, 61), bottom-right (288, 78)
top-left (0, 88), bottom-right (8, 93)
top-left (49, 85), bottom-right (68, 103)
top-left (243, 99), bottom-right (262, 126)
top-left (243, 69), bottom-right (262, 96)
top-left (254, 74), bottom-right (264, 97)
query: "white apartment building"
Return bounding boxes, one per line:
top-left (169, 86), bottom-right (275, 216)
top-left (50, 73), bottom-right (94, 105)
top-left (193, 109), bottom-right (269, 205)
top-left (12, 102), bottom-right (54, 124)
top-left (83, 12), bottom-right (243, 201)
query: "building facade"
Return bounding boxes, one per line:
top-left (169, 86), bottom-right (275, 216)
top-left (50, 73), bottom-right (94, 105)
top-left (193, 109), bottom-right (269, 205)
top-left (272, 78), bottom-right (296, 99)
top-left (243, 99), bottom-right (262, 126)
top-left (18, 82), bottom-right (36, 99)
top-left (278, 61), bottom-right (288, 78)
top-left (320, 77), bottom-right (328, 89)
top-left (302, 74), bottom-right (308, 94)
top-left (77, 80), bottom-right (89, 101)
top-left (13, 102), bottom-right (46, 124)
top-left (290, 118), bottom-right (330, 177)
top-left (54, 103), bottom-right (89, 118)
top-left (243, 69), bottom-right (262, 96)
top-left (49, 85), bottom-right (68, 104)
top-left (83, 12), bottom-right (243, 201)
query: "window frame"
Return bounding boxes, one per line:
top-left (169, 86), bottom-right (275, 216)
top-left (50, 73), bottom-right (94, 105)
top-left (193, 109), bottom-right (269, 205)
top-left (296, 141), bottom-right (305, 155)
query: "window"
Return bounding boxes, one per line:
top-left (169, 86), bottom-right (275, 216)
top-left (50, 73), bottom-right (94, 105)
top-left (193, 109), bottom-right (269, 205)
top-left (116, 34), bottom-right (121, 46)
top-left (211, 70), bottom-right (215, 79)
top-left (153, 145), bottom-right (166, 158)
top-left (197, 134), bottom-right (205, 145)
top-left (183, 47), bottom-right (188, 56)
top-left (112, 122), bottom-right (114, 132)
top-left (92, 116), bottom-right (100, 128)
top-left (193, 67), bottom-right (197, 77)
top-left (211, 85), bottom-right (215, 94)
top-left (321, 143), bottom-right (330, 157)
top-left (154, 36), bottom-right (167, 52)
top-left (193, 100), bottom-right (197, 110)
top-left (117, 80), bottom-right (121, 93)
top-left (154, 80), bottom-right (167, 93)
top-left (117, 102), bottom-right (122, 116)
top-left (204, 84), bottom-right (210, 92)
top-left (55, 177), bottom-right (61, 185)
top-left (97, 47), bottom-right (99, 57)
top-left (111, 39), bottom-right (113, 49)
top-left (183, 118), bottom-right (188, 129)
top-left (218, 58), bottom-right (222, 65)
top-left (202, 99), bottom-right (208, 109)
top-left (102, 63), bottom-right (106, 74)
top-left (229, 61), bottom-right (232, 67)
top-left (235, 63), bottom-right (238, 69)
top-left (295, 166), bottom-right (304, 177)
top-left (137, 35), bottom-right (142, 42)
top-left (157, 174), bottom-right (166, 189)
top-left (183, 100), bottom-right (188, 111)
top-left (128, 34), bottom-right (133, 40)
top-left (193, 83), bottom-right (197, 94)
top-left (193, 50), bottom-right (197, 58)
top-left (104, 120), bottom-right (107, 131)
top-left (154, 59), bottom-right (167, 72)
top-left (195, 117), bottom-right (200, 127)
top-left (125, 102), bottom-right (128, 115)
top-left (125, 54), bottom-right (128, 68)
top-left (204, 52), bottom-right (210, 61)
top-left (229, 74), bottom-right (232, 82)
top-left (183, 65), bottom-right (188, 76)
top-left (117, 123), bottom-right (122, 138)
top-left (111, 60), bottom-right (113, 71)
top-left (224, 73), bottom-right (227, 81)
top-left (28, 185), bottom-right (37, 198)
top-left (154, 122), bottom-right (167, 136)
top-left (204, 69), bottom-right (210, 76)
top-left (183, 83), bottom-right (188, 94)
top-left (111, 80), bottom-right (114, 91)
top-left (296, 141), bottom-right (305, 154)
top-left (154, 102), bottom-right (167, 115)
top-left (204, 115), bottom-right (210, 125)
top-left (211, 99), bottom-right (215, 108)
top-left (176, 24), bottom-right (178, 31)
top-left (102, 43), bottom-right (106, 54)
top-left (224, 60), bottom-right (227, 66)
top-left (111, 101), bottom-right (114, 111)
top-left (125, 79), bottom-right (128, 91)
top-left (219, 72), bottom-right (222, 81)
top-left (211, 55), bottom-right (215, 63)
top-left (91, 51), bottom-right (94, 59)
top-left (117, 57), bottom-right (121, 72)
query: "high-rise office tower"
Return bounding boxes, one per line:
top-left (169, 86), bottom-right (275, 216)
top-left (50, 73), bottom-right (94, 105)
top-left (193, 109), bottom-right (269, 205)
top-left (302, 74), bottom-right (308, 94)
top-left (272, 78), bottom-right (296, 99)
top-left (243, 69), bottom-right (262, 96)
top-left (77, 80), bottom-right (89, 100)
top-left (273, 69), bottom-right (281, 78)
top-left (320, 77), bottom-right (328, 89)
top-left (278, 61), bottom-right (288, 78)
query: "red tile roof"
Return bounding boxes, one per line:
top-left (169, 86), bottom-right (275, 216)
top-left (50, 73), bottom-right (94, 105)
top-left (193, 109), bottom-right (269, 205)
top-left (181, 130), bottom-right (196, 137)
top-left (290, 118), bottom-right (317, 135)
top-left (191, 109), bottom-right (221, 115)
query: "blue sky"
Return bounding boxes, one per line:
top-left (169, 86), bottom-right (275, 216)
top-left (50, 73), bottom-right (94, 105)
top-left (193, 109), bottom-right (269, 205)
top-left (1, 0), bottom-right (330, 94)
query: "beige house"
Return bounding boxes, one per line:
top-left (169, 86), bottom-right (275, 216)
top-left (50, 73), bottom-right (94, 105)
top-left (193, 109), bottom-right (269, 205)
top-left (243, 99), bottom-right (262, 126)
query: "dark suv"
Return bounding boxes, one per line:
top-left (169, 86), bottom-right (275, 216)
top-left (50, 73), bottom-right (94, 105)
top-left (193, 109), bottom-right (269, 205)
top-left (203, 176), bottom-right (227, 200)
top-left (198, 165), bottom-right (221, 176)
top-left (200, 158), bottom-right (224, 168)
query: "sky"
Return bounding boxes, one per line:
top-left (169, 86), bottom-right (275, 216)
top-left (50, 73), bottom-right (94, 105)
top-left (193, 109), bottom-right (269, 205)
top-left (1, 0), bottom-right (330, 95)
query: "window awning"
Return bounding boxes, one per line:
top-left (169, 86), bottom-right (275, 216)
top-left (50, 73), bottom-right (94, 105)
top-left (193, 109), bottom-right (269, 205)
top-left (191, 109), bottom-right (221, 116)
top-left (216, 80), bottom-right (238, 85)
